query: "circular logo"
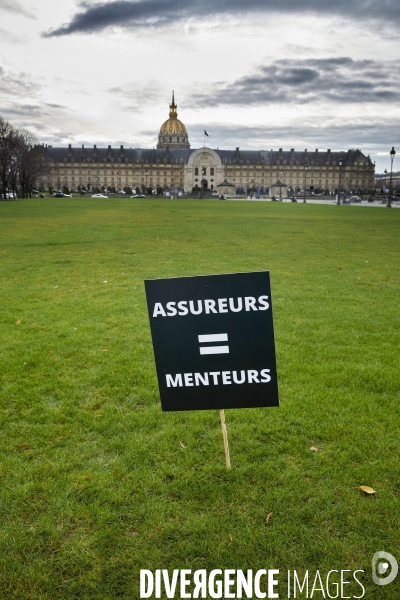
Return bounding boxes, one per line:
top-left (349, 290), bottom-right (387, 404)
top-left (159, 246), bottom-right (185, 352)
top-left (372, 552), bottom-right (398, 586)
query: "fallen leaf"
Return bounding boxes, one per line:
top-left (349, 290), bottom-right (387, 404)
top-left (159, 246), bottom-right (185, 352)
top-left (310, 446), bottom-right (320, 452)
top-left (16, 319), bottom-right (21, 325)
top-left (358, 485), bottom-right (376, 495)
top-left (17, 443), bottom-right (29, 448)
top-left (179, 441), bottom-right (185, 448)
top-left (338, 267), bottom-right (342, 270)
top-left (266, 512), bottom-right (273, 525)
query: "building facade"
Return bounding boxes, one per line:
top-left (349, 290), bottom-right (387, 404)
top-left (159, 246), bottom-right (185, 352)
top-left (41, 95), bottom-right (375, 195)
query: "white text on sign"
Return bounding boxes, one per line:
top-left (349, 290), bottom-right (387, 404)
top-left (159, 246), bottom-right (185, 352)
top-left (152, 296), bottom-right (269, 318)
top-left (166, 369), bottom-right (272, 388)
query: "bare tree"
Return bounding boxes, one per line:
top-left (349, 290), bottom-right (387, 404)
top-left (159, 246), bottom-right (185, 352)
top-left (15, 129), bottom-right (50, 198)
top-left (0, 118), bottom-right (51, 199)
top-left (0, 117), bottom-right (15, 199)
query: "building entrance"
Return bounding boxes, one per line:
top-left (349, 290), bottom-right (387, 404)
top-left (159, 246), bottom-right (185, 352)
top-left (201, 179), bottom-right (208, 191)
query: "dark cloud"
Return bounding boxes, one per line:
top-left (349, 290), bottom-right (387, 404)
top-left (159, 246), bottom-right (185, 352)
top-left (42, 0), bottom-right (400, 37)
top-left (189, 57), bottom-right (400, 107)
top-left (188, 120), bottom-right (400, 151)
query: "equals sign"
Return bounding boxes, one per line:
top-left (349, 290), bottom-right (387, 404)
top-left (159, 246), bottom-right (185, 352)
top-left (198, 333), bottom-right (229, 355)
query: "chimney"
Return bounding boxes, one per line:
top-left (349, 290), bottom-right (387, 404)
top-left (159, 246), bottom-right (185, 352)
top-left (94, 145), bottom-right (97, 150)
top-left (279, 148), bottom-right (283, 157)
top-left (327, 149), bottom-right (331, 155)
top-left (82, 145), bottom-right (84, 149)
top-left (304, 149), bottom-right (308, 157)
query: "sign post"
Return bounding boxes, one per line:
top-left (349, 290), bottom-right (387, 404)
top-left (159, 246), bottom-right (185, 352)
top-left (219, 409), bottom-right (231, 469)
top-left (145, 271), bottom-right (279, 468)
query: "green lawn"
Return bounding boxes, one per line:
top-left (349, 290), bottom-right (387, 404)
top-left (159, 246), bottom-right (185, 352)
top-left (0, 197), bottom-right (399, 599)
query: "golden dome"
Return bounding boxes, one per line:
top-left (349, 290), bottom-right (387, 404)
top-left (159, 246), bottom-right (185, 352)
top-left (159, 92), bottom-right (188, 135)
top-left (160, 118), bottom-right (188, 136)
top-left (157, 92), bottom-right (190, 149)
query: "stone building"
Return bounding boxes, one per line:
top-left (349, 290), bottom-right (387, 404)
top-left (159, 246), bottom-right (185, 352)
top-left (41, 94), bottom-right (375, 195)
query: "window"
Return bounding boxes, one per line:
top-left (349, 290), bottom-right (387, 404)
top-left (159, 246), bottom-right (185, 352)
top-left (210, 168), bottom-right (214, 176)
top-left (195, 167), bottom-right (198, 176)
top-left (169, 137), bottom-right (172, 143)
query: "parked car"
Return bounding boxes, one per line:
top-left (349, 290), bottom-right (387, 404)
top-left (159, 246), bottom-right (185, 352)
top-left (130, 194), bottom-right (146, 198)
top-left (368, 196), bottom-right (374, 202)
top-left (91, 193), bottom-right (108, 198)
top-left (53, 192), bottom-right (70, 197)
top-left (349, 196), bottom-right (361, 203)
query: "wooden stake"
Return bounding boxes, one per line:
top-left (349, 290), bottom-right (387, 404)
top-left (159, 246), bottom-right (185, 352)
top-left (219, 409), bottom-right (231, 469)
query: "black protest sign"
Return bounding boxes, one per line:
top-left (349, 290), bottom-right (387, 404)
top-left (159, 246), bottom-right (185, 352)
top-left (144, 271), bottom-right (279, 411)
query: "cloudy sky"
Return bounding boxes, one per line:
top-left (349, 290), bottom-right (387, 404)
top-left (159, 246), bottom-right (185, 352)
top-left (1, 0), bottom-right (399, 171)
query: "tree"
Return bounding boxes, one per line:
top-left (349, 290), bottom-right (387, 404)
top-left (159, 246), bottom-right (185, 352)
top-left (16, 130), bottom-right (50, 198)
top-left (0, 117), bottom-right (15, 199)
top-left (0, 118), bottom-right (51, 199)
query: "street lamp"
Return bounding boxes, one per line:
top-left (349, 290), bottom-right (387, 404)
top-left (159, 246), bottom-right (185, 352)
top-left (279, 167), bottom-right (283, 201)
top-left (200, 167), bottom-right (206, 198)
top-left (337, 159), bottom-right (343, 205)
top-left (145, 170), bottom-right (148, 194)
top-left (303, 165), bottom-right (308, 203)
top-left (388, 147), bottom-right (396, 207)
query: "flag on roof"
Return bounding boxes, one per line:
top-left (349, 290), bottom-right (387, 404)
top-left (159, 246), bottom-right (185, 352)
top-left (204, 130), bottom-right (209, 137)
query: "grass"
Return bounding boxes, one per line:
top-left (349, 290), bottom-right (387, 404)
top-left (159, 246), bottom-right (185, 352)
top-left (0, 197), bottom-right (399, 599)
